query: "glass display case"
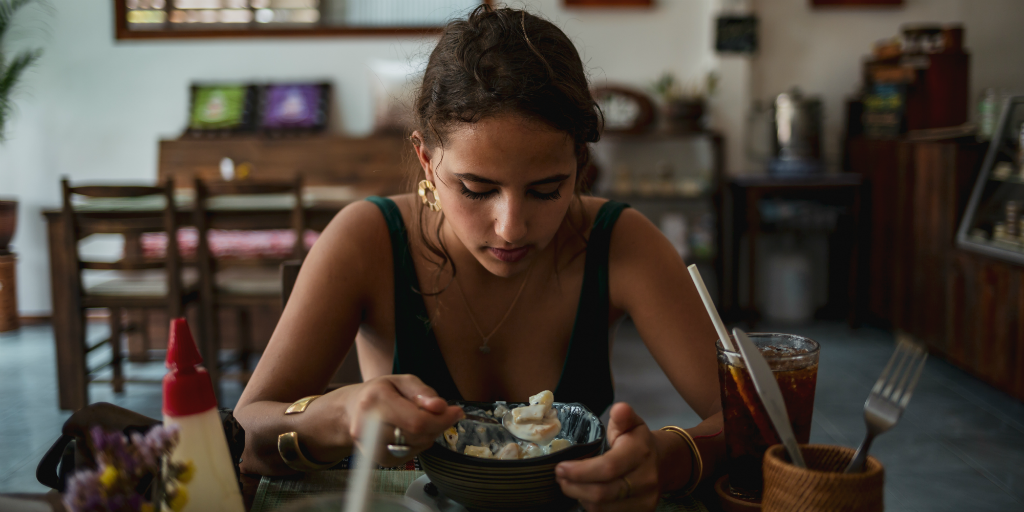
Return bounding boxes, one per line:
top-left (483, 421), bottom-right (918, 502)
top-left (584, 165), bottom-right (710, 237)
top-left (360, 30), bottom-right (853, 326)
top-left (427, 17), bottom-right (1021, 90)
top-left (957, 95), bottom-right (1024, 264)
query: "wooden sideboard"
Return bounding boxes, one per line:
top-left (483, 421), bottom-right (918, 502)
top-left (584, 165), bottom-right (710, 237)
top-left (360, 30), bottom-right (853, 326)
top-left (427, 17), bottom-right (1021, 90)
top-left (850, 135), bottom-right (1024, 401)
top-left (158, 135), bottom-right (419, 190)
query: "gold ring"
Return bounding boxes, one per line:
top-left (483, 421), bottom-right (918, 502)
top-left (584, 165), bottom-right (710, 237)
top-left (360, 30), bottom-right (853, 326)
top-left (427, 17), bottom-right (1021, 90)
top-left (619, 475), bottom-right (632, 500)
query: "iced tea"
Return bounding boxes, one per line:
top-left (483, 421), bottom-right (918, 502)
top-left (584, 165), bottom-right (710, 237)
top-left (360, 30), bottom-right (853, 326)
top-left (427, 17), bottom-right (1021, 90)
top-left (716, 334), bottom-right (819, 502)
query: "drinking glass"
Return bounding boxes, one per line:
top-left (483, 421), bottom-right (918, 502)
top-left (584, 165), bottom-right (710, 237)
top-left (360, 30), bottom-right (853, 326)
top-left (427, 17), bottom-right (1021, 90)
top-left (716, 333), bottom-right (819, 502)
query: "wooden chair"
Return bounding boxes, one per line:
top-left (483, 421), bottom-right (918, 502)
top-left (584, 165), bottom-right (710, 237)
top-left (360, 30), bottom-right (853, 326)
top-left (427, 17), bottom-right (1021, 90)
top-left (59, 179), bottom-right (197, 404)
top-left (281, 259), bottom-right (362, 389)
top-left (193, 176), bottom-right (305, 398)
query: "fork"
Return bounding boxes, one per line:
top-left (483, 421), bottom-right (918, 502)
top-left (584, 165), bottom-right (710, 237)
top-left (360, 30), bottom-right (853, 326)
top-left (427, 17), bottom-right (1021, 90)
top-left (844, 336), bottom-right (928, 473)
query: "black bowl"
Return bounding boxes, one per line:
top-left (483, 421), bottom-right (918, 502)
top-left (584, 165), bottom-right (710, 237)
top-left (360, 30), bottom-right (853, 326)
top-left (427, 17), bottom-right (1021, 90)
top-left (417, 401), bottom-right (605, 512)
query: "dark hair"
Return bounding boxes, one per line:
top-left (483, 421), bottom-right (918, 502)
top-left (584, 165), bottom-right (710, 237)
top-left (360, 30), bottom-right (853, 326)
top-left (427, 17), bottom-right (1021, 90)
top-left (412, 5), bottom-right (602, 290)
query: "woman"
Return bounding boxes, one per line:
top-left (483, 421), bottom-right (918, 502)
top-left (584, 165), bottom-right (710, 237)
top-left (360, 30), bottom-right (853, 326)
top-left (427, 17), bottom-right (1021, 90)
top-left (234, 6), bottom-right (723, 510)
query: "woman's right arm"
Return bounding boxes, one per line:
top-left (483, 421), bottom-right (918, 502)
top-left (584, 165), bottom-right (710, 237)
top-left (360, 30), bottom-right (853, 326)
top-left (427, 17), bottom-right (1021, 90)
top-left (232, 200), bottom-right (463, 475)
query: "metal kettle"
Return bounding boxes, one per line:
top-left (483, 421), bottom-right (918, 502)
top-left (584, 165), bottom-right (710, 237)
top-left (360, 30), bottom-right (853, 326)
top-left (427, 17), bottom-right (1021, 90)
top-left (747, 87), bottom-right (823, 175)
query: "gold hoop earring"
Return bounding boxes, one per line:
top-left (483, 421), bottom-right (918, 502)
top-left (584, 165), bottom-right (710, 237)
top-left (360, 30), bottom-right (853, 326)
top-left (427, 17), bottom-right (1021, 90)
top-left (418, 179), bottom-right (442, 212)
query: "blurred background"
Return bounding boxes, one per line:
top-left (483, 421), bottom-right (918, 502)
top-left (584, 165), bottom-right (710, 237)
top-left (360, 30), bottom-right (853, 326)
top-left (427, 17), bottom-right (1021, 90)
top-left (1, 0), bottom-right (1024, 508)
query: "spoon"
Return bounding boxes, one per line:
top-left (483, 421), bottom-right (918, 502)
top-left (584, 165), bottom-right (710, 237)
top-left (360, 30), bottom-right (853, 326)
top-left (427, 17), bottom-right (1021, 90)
top-left (463, 413), bottom-right (500, 425)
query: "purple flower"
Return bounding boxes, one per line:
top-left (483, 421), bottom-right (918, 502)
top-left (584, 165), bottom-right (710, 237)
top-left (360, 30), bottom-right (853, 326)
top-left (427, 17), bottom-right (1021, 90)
top-left (89, 426), bottom-right (107, 452)
top-left (63, 425), bottom-right (182, 512)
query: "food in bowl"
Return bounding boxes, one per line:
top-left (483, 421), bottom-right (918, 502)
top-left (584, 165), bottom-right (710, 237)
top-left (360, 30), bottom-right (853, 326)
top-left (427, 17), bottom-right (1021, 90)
top-left (506, 390), bottom-right (561, 444)
top-left (448, 390), bottom-right (572, 460)
top-left (417, 397), bottom-right (605, 512)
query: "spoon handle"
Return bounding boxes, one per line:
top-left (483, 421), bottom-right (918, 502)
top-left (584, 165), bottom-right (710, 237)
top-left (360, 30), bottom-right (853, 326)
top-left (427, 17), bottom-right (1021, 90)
top-left (463, 413), bottom-right (500, 424)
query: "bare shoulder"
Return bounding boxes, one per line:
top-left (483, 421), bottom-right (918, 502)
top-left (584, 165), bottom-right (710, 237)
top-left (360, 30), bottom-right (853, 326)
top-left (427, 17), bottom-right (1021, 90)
top-left (571, 196), bottom-right (663, 256)
top-left (609, 205), bottom-right (663, 250)
top-left (602, 201), bottom-right (682, 310)
top-left (316, 197), bottom-right (390, 253)
top-left (302, 196), bottom-right (403, 289)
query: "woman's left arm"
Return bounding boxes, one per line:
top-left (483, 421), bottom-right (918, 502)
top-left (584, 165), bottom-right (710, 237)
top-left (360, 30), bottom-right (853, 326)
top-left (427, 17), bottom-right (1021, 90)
top-left (556, 208), bottom-right (725, 510)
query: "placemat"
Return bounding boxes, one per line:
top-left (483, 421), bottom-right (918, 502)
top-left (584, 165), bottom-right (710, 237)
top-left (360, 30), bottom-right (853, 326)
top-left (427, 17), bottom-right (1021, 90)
top-left (251, 470), bottom-right (710, 512)
top-left (252, 470), bottom-right (426, 512)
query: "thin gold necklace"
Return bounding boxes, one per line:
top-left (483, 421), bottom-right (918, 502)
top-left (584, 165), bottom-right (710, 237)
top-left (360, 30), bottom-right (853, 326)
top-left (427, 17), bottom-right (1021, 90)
top-left (453, 264), bottom-right (534, 354)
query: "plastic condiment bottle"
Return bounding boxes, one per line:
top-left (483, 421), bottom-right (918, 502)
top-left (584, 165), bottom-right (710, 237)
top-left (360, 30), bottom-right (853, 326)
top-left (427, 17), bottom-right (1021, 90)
top-left (162, 318), bottom-right (244, 512)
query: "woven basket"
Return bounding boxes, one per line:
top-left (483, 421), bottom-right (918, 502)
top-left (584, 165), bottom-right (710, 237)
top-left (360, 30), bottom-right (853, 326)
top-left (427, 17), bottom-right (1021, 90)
top-left (762, 444), bottom-right (883, 512)
top-left (0, 254), bottom-right (18, 333)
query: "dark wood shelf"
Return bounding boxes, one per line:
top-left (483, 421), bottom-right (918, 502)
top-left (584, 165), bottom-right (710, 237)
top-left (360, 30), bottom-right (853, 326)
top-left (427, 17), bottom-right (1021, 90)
top-left (157, 134), bottom-right (417, 190)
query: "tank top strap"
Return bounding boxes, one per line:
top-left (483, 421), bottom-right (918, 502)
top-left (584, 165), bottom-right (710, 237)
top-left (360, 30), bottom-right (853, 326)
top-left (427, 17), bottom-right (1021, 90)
top-left (554, 200), bottom-right (629, 416)
top-left (366, 196), bottom-right (463, 401)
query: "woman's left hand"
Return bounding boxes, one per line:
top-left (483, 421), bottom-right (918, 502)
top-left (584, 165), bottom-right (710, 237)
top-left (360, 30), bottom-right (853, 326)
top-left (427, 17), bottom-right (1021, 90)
top-left (555, 403), bottom-right (660, 511)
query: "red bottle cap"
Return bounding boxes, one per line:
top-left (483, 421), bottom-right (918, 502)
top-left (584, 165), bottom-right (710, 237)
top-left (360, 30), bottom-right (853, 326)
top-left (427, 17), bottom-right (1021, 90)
top-left (163, 318), bottom-right (217, 417)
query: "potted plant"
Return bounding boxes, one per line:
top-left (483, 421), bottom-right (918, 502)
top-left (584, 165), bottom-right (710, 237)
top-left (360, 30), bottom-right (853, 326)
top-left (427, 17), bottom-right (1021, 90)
top-left (0, 0), bottom-right (41, 253)
top-left (650, 71), bottom-right (718, 133)
top-left (0, 0), bottom-right (42, 332)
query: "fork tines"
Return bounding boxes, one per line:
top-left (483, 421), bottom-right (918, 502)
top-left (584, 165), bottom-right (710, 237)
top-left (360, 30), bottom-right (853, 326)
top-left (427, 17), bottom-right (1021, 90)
top-left (873, 335), bottom-right (928, 409)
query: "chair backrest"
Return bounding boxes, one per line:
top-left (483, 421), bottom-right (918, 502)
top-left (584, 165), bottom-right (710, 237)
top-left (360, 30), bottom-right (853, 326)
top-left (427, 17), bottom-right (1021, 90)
top-left (60, 178), bottom-right (184, 313)
top-left (192, 176), bottom-right (306, 274)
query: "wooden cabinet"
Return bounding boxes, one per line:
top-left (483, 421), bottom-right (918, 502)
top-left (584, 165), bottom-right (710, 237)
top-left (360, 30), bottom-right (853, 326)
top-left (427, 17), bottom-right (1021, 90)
top-left (851, 135), bottom-right (1024, 401)
top-left (158, 135), bottom-right (417, 190)
top-left (946, 253), bottom-right (1024, 397)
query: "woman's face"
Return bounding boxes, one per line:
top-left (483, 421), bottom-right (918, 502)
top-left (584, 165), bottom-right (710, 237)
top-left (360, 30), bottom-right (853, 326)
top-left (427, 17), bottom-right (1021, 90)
top-left (415, 115), bottom-right (577, 278)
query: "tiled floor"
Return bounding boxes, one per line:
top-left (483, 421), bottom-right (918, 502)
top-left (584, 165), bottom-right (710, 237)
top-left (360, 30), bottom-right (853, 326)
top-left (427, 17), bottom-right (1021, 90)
top-left (1, 320), bottom-right (1022, 510)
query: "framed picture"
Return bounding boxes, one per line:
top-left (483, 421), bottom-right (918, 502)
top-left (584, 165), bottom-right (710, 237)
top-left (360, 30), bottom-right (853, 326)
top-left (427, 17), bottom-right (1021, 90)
top-left (259, 83), bottom-right (330, 133)
top-left (716, 15), bottom-right (757, 54)
top-left (187, 84), bottom-right (256, 135)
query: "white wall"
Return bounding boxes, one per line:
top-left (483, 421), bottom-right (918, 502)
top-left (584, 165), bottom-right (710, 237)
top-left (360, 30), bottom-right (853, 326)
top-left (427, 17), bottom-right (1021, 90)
top-left (752, 0), bottom-right (1024, 172)
top-left (0, 0), bottom-right (720, 314)
top-left (6, 0), bottom-right (1022, 315)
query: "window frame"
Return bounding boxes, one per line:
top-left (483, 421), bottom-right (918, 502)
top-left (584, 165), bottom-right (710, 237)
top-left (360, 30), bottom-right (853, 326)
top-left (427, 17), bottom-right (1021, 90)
top-left (114, 0), bottom-right (490, 40)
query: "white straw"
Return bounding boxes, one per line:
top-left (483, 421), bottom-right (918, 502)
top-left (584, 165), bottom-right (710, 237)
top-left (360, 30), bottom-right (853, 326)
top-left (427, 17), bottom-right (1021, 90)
top-left (344, 411), bottom-right (383, 512)
top-left (687, 264), bottom-right (736, 352)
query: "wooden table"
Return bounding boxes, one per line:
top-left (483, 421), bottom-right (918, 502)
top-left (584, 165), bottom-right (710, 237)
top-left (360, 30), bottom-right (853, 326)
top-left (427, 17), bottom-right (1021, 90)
top-left (42, 186), bottom-right (378, 411)
top-left (242, 470), bottom-right (716, 512)
top-left (724, 174), bottom-right (865, 326)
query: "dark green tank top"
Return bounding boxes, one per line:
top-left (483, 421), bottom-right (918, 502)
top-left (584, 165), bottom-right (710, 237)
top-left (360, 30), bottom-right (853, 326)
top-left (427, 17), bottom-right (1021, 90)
top-left (367, 196), bottom-right (628, 415)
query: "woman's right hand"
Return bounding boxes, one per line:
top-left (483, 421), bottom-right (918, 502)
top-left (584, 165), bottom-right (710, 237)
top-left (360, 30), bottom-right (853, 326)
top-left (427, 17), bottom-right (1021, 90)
top-left (302, 374), bottom-right (465, 467)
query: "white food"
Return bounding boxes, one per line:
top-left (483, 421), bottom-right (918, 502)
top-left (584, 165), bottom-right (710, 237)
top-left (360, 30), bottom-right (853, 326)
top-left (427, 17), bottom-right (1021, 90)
top-left (529, 390), bottom-right (554, 408)
top-left (455, 390), bottom-right (575, 460)
top-left (496, 443), bottom-right (521, 460)
top-left (506, 389), bottom-right (561, 445)
top-left (512, 404), bottom-right (548, 423)
top-left (464, 445), bottom-right (493, 459)
top-left (548, 438), bottom-right (571, 453)
top-left (521, 442), bottom-right (545, 458)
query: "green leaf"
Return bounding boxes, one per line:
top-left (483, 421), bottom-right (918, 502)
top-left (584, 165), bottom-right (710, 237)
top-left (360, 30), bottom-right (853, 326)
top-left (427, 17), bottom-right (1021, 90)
top-left (0, 48), bottom-right (41, 140)
top-left (0, 0), bottom-right (36, 43)
top-left (0, 0), bottom-right (42, 141)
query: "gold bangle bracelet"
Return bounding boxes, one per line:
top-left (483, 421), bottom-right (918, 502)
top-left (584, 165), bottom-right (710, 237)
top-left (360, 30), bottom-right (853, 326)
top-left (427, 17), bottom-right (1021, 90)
top-left (277, 431), bottom-right (340, 472)
top-left (660, 426), bottom-right (704, 496)
top-left (285, 395), bottom-right (323, 414)
top-left (278, 395), bottom-right (340, 471)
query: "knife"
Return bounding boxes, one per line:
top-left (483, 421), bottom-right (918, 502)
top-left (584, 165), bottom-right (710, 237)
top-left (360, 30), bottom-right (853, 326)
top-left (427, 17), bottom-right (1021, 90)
top-left (732, 328), bottom-right (807, 469)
